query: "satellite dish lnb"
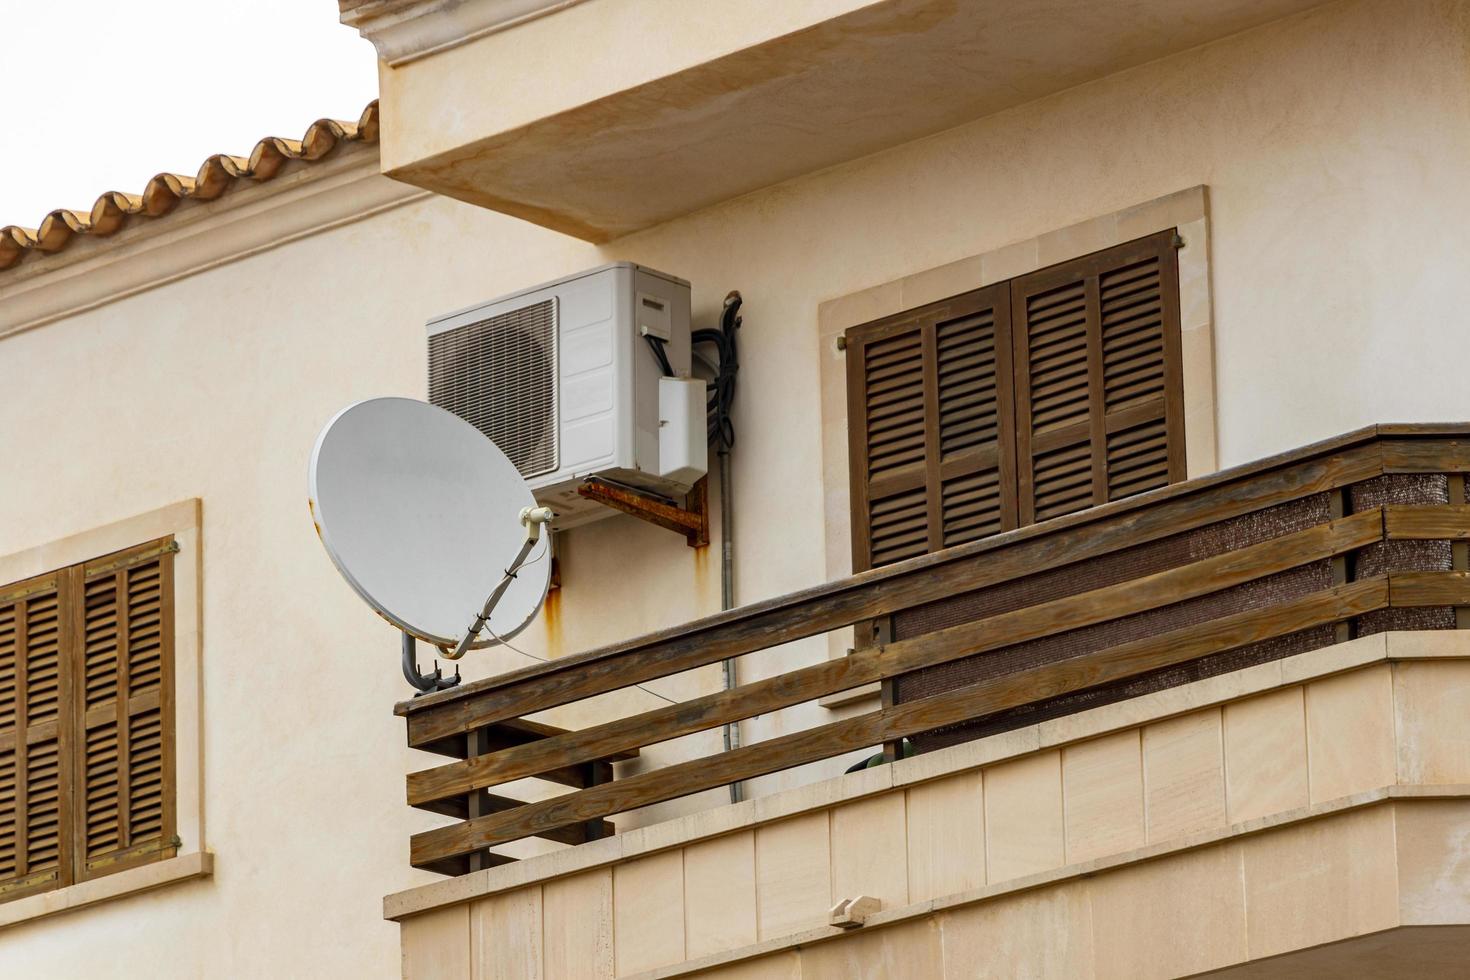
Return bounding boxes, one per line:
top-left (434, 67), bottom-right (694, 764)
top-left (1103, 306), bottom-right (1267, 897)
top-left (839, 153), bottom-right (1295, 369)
top-left (308, 397), bottom-right (553, 692)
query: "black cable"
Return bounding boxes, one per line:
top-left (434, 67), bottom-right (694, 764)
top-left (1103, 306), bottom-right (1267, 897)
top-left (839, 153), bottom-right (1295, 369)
top-left (693, 292), bottom-right (742, 452)
top-left (644, 334), bottom-right (675, 378)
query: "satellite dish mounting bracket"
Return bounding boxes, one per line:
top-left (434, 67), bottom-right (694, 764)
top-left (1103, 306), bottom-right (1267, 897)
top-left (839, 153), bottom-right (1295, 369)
top-left (402, 631), bottom-right (460, 695)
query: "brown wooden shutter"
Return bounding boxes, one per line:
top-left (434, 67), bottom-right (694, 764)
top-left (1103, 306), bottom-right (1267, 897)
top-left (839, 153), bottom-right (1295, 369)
top-left (1011, 230), bottom-right (1185, 525)
top-left (71, 539), bottom-right (176, 881)
top-left (0, 572), bottom-right (73, 900)
top-left (847, 284), bottom-right (1016, 570)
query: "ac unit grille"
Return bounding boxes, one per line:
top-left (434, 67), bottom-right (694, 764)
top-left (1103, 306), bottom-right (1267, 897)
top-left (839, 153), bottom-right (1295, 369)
top-left (428, 298), bottom-right (558, 479)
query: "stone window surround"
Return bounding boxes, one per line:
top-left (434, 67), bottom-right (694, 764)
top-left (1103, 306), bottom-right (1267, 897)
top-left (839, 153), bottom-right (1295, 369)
top-left (0, 499), bottom-right (211, 929)
top-left (815, 186), bottom-right (1218, 698)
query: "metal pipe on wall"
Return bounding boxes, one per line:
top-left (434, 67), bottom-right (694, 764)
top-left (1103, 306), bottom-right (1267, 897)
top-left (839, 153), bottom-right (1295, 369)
top-left (719, 446), bottom-right (742, 803)
top-left (698, 291), bottom-right (743, 804)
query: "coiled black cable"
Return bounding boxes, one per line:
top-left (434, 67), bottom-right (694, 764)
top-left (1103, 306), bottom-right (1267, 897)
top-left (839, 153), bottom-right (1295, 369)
top-left (694, 291), bottom-right (742, 451)
top-left (643, 291), bottom-right (741, 448)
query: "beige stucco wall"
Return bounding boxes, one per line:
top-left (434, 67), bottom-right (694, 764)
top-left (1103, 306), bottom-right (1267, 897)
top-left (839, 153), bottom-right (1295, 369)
top-left (2, 0), bottom-right (1470, 974)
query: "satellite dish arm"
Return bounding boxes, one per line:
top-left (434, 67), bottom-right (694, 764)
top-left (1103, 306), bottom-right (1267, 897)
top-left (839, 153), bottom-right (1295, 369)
top-left (445, 506), bottom-right (554, 660)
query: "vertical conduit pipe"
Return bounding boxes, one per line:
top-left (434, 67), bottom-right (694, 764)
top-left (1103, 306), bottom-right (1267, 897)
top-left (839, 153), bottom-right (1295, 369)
top-left (654, 291), bottom-right (743, 804)
top-left (719, 445), bottom-right (742, 803)
top-left (697, 291), bottom-right (744, 804)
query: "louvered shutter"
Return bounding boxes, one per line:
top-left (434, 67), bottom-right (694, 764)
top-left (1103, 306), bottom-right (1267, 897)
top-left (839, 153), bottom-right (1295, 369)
top-left (846, 285), bottom-right (1016, 570)
top-left (1011, 230), bottom-right (1185, 524)
top-left (72, 540), bottom-right (176, 881)
top-left (0, 573), bottom-right (72, 900)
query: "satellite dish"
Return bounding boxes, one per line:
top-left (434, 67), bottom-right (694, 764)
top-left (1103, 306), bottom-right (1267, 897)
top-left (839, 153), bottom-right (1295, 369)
top-left (308, 397), bottom-right (553, 685)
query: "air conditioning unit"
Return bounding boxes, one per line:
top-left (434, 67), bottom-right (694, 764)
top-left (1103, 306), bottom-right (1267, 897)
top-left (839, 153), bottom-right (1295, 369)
top-left (426, 263), bottom-right (706, 529)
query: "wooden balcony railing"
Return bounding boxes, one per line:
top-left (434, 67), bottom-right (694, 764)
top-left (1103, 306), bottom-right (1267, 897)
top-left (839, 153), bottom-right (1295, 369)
top-left (397, 424), bottom-right (1470, 875)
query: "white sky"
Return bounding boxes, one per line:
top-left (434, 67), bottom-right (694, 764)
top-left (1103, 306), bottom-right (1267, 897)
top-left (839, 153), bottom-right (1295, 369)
top-left (0, 1), bottom-right (379, 230)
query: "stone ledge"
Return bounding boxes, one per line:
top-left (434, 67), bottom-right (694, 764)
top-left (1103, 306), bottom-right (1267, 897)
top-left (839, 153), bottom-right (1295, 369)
top-left (339, 0), bottom-right (589, 65)
top-left (0, 852), bottom-right (214, 931)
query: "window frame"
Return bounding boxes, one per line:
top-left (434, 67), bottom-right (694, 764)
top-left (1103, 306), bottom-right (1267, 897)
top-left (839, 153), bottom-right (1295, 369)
top-left (0, 537), bottom-right (180, 904)
top-left (843, 229), bottom-right (1187, 574)
top-left (816, 190), bottom-right (1217, 703)
top-left (0, 500), bottom-right (206, 927)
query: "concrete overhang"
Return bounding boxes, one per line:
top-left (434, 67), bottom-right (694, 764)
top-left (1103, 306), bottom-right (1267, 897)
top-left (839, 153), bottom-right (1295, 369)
top-left (357, 0), bottom-right (1331, 241)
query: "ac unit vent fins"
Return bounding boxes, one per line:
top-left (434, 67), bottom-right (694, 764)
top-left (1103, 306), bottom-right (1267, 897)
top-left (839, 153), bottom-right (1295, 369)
top-left (428, 298), bottom-right (558, 479)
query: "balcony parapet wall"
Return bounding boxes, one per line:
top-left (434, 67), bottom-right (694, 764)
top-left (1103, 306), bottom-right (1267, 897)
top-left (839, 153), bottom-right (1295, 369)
top-left (392, 631), bottom-right (1470, 978)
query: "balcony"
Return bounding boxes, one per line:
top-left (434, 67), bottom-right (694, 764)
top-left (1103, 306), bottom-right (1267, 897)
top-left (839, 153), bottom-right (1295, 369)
top-left (349, 0), bottom-right (1333, 241)
top-left (391, 424), bottom-right (1470, 976)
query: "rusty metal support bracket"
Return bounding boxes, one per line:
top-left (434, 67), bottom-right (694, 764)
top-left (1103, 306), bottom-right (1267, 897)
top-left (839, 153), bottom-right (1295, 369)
top-left (576, 476), bottom-right (709, 548)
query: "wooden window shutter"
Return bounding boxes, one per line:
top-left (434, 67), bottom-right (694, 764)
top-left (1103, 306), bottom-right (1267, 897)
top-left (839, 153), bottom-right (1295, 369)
top-left (71, 539), bottom-right (177, 881)
top-left (1011, 230), bottom-right (1185, 525)
top-left (0, 572), bottom-right (72, 900)
top-left (846, 284), bottom-right (1016, 570)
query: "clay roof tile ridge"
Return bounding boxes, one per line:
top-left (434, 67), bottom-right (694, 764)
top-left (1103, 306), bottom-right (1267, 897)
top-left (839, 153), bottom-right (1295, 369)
top-left (0, 99), bottom-right (379, 274)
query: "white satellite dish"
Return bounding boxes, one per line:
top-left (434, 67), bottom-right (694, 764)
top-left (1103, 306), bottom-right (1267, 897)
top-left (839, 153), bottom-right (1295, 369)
top-left (308, 397), bottom-right (553, 689)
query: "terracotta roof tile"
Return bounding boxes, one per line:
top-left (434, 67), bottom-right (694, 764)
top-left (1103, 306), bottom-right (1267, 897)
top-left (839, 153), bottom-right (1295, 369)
top-left (0, 100), bottom-right (380, 274)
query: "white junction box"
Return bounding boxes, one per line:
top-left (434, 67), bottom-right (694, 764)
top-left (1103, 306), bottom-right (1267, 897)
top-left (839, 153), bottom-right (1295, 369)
top-left (426, 262), bottom-right (706, 529)
top-left (657, 376), bottom-right (707, 489)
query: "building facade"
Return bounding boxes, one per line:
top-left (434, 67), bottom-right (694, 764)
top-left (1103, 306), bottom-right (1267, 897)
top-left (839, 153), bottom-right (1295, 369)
top-left (2, 0), bottom-right (1469, 975)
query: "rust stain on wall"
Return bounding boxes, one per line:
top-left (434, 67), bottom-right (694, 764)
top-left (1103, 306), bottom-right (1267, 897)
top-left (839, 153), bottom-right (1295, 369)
top-left (691, 540), bottom-right (711, 603)
top-left (541, 583), bottom-right (563, 657)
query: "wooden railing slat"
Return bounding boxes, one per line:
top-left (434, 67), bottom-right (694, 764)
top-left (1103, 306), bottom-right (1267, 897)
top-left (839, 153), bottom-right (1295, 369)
top-left (1388, 570), bottom-right (1470, 605)
top-left (416, 790), bottom-right (615, 846)
top-left (406, 508), bottom-right (1387, 806)
top-left (1384, 504), bottom-right (1470, 540)
top-left (1378, 437), bottom-right (1470, 474)
top-left (409, 576), bottom-right (1392, 866)
top-left (404, 447), bottom-right (1386, 747)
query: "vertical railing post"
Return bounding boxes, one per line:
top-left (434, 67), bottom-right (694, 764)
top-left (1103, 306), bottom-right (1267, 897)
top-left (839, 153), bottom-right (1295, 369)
top-left (583, 761), bottom-right (613, 842)
top-left (876, 616), bottom-right (902, 763)
top-left (1449, 474), bottom-right (1469, 629)
top-left (466, 727), bottom-right (489, 872)
top-left (1329, 487), bottom-right (1356, 644)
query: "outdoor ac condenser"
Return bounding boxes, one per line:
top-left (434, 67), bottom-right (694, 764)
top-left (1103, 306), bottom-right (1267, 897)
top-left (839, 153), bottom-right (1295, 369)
top-left (426, 262), bottom-right (705, 529)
